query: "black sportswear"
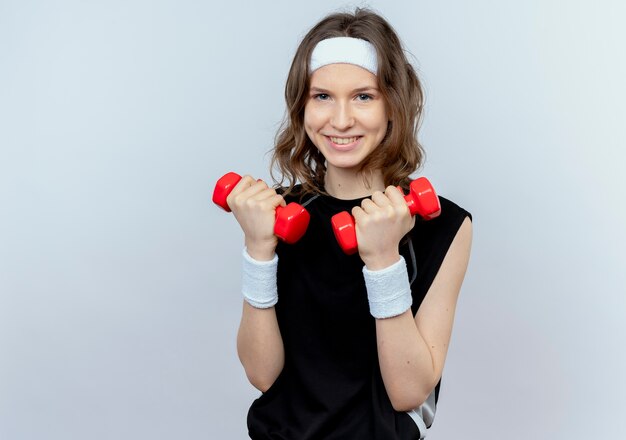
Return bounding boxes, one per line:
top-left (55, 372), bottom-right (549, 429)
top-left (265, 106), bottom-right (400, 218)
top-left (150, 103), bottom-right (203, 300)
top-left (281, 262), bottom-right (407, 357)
top-left (247, 187), bottom-right (472, 439)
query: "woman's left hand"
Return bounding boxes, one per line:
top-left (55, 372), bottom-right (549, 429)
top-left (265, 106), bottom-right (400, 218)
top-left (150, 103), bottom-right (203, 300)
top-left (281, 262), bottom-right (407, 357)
top-left (351, 186), bottom-right (415, 270)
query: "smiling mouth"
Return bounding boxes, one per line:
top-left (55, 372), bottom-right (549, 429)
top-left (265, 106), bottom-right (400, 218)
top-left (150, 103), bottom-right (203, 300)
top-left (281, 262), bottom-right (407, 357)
top-left (324, 136), bottom-right (362, 152)
top-left (328, 136), bottom-right (360, 145)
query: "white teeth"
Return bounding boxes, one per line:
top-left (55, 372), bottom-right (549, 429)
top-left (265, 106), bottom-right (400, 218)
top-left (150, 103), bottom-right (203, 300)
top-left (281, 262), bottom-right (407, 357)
top-left (330, 136), bottom-right (358, 145)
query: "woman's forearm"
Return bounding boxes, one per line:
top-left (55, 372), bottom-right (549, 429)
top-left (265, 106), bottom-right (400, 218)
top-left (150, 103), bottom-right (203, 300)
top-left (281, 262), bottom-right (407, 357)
top-left (376, 310), bottom-right (437, 412)
top-left (237, 301), bottom-right (285, 393)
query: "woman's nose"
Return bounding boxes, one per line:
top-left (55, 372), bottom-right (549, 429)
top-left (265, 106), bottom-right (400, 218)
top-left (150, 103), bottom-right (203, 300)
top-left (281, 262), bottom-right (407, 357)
top-left (330, 102), bottom-right (355, 130)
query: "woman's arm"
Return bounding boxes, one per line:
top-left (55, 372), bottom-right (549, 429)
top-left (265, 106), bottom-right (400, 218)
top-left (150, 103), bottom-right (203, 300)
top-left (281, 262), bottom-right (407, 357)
top-left (226, 176), bottom-right (286, 393)
top-left (375, 217), bottom-right (472, 411)
top-left (353, 187), bottom-right (472, 411)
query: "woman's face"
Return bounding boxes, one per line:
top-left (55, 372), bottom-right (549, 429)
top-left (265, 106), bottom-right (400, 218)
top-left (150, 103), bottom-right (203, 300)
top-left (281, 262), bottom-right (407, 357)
top-left (304, 63), bottom-right (389, 173)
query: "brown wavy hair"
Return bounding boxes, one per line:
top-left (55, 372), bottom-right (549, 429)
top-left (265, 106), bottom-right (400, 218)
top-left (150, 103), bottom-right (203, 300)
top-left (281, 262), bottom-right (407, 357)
top-left (271, 7), bottom-right (426, 195)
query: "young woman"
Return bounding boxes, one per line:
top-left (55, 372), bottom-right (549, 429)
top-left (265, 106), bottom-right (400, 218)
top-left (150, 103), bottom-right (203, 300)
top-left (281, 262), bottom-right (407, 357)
top-left (226, 8), bottom-right (473, 439)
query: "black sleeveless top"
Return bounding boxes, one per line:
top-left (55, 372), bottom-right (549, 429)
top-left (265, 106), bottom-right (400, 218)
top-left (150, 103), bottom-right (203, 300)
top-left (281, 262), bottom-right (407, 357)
top-left (247, 187), bottom-right (472, 439)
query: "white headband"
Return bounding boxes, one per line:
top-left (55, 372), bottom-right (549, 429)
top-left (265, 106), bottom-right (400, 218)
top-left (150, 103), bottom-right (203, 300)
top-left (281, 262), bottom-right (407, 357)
top-left (309, 37), bottom-right (378, 76)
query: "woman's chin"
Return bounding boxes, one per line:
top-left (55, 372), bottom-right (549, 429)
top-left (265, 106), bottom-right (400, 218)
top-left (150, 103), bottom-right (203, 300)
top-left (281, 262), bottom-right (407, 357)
top-left (325, 159), bottom-right (363, 173)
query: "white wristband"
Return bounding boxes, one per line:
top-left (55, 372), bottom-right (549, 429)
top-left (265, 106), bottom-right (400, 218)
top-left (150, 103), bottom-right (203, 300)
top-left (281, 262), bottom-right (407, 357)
top-left (362, 256), bottom-right (412, 319)
top-left (241, 248), bottom-right (278, 309)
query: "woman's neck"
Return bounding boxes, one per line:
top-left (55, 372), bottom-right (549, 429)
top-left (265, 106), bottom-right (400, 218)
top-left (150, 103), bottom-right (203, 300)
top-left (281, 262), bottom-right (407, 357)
top-left (324, 167), bottom-right (385, 200)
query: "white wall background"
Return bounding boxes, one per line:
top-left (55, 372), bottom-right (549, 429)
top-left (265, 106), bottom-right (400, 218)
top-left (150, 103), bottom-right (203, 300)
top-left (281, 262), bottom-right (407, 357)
top-left (1, 0), bottom-right (625, 438)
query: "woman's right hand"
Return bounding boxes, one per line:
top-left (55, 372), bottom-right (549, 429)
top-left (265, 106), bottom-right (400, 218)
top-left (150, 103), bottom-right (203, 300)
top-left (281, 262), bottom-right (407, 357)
top-left (226, 175), bottom-right (286, 261)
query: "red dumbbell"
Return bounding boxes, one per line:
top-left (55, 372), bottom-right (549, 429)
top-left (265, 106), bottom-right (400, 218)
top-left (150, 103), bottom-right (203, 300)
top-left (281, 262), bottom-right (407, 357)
top-left (331, 177), bottom-right (442, 255)
top-left (212, 172), bottom-right (310, 244)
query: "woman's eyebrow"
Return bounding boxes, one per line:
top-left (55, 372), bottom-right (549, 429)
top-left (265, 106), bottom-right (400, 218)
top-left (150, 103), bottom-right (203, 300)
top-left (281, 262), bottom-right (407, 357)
top-left (309, 86), bottom-right (380, 93)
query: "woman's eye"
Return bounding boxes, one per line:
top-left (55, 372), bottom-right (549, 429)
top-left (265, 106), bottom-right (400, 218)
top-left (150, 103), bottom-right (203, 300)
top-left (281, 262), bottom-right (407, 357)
top-left (356, 94), bottom-right (373, 102)
top-left (314, 93), bottom-right (330, 101)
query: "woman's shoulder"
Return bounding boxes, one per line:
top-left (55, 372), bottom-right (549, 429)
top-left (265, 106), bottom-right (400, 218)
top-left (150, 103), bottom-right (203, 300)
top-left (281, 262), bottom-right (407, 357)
top-left (276, 184), bottom-right (320, 205)
top-left (409, 195), bottom-right (472, 245)
top-left (276, 183), bottom-right (300, 199)
top-left (437, 196), bottom-right (472, 223)
top-left (405, 195), bottom-right (472, 313)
